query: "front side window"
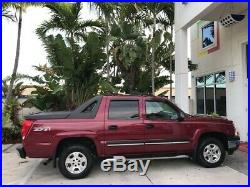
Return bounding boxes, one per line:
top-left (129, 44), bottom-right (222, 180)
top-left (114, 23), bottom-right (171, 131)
top-left (109, 100), bottom-right (139, 120)
top-left (146, 101), bottom-right (178, 120)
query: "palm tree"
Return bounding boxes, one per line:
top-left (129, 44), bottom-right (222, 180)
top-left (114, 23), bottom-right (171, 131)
top-left (36, 3), bottom-right (108, 108)
top-left (163, 4), bottom-right (174, 100)
top-left (107, 3), bottom-right (172, 94)
top-left (3, 2), bottom-right (43, 104)
top-left (2, 6), bottom-right (16, 21)
top-left (134, 3), bottom-right (174, 95)
top-left (90, 3), bottom-right (115, 80)
top-left (37, 3), bottom-right (103, 39)
top-left (37, 3), bottom-right (104, 69)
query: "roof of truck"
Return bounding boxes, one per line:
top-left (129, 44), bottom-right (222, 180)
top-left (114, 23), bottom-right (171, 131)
top-left (102, 94), bottom-right (167, 100)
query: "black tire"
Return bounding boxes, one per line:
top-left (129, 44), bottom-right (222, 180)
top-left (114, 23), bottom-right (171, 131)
top-left (58, 145), bottom-right (93, 179)
top-left (197, 137), bottom-right (225, 168)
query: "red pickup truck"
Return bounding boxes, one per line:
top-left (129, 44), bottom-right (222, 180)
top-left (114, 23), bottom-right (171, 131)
top-left (17, 95), bottom-right (240, 179)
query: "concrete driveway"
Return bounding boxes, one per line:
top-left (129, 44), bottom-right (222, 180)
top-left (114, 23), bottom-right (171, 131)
top-left (2, 144), bottom-right (248, 185)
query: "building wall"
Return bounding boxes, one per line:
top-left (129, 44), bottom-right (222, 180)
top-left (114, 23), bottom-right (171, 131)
top-left (190, 13), bottom-right (248, 141)
top-left (175, 2), bottom-right (219, 31)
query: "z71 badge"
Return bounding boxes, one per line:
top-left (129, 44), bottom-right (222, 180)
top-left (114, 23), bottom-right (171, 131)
top-left (33, 127), bottom-right (51, 132)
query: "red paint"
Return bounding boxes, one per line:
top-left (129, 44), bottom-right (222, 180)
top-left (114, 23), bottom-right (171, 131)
top-left (22, 95), bottom-right (237, 158)
top-left (21, 120), bottom-right (34, 139)
top-left (239, 143), bottom-right (248, 153)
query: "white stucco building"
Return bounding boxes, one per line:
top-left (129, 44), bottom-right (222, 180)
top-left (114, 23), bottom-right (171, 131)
top-left (174, 2), bottom-right (248, 141)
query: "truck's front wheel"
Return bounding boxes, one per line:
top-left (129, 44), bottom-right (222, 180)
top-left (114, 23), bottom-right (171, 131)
top-left (58, 145), bottom-right (93, 179)
top-left (197, 137), bottom-right (226, 168)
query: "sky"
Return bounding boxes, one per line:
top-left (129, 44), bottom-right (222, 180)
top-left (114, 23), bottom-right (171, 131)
top-left (2, 3), bottom-right (97, 81)
top-left (2, 4), bottom-right (191, 87)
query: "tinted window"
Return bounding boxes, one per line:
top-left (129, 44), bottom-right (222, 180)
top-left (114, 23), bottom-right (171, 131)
top-left (205, 74), bottom-right (214, 85)
top-left (196, 77), bottom-right (204, 87)
top-left (82, 102), bottom-right (97, 113)
top-left (196, 87), bottom-right (205, 114)
top-left (146, 101), bottom-right (178, 120)
top-left (215, 72), bottom-right (225, 84)
top-left (109, 100), bottom-right (139, 119)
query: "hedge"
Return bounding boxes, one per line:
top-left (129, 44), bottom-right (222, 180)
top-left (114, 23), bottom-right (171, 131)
top-left (2, 126), bottom-right (22, 144)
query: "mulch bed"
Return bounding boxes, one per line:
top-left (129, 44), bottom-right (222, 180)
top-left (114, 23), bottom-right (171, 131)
top-left (2, 139), bottom-right (21, 144)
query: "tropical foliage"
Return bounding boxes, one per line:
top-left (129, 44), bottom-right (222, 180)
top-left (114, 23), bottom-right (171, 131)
top-left (2, 75), bottom-right (32, 126)
top-left (2, 2), bottom-right (44, 104)
top-left (3, 2), bottom-right (197, 117)
top-left (22, 65), bottom-right (66, 111)
top-left (34, 3), bottom-right (109, 109)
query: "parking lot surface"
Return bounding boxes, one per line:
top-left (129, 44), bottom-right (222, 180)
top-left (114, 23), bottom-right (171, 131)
top-left (2, 144), bottom-right (248, 185)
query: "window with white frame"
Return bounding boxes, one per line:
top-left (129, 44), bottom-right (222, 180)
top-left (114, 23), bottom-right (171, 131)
top-left (196, 72), bottom-right (226, 116)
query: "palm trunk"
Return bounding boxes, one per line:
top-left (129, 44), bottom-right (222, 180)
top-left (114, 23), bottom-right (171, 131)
top-left (105, 18), bottom-right (110, 81)
top-left (69, 33), bottom-right (75, 108)
top-left (6, 7), bottom-right (22, 103)
top-left (151, 12), bottom-right (156, 95)
top-left (169, 25), bottom-right (173, 101)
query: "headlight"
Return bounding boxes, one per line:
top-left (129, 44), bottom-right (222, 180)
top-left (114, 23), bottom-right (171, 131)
top-left (235, 130), bottom-right (240, 137)
top-left (233, 125), bottom-right (240, 137)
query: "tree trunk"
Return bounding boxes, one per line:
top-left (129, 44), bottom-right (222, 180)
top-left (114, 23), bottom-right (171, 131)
top-left (105, 18), bottom-right (110, 81)
top-left (151, 12), bottom-right (156, 95)
top-left (6, 7), bottom-right (23, 103)
top-left (169, 25), bottom-right (173, 101)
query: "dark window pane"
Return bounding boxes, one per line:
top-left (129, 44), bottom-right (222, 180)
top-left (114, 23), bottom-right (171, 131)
top-left (196, 87), bottom-right (204, 114)
top-left (196, 77), bottom-right (205, 87)
top-left (215, 85), bottom-right (226, 116)
top-left (146, 101), bottom-right (178, 120)
top-left (205, 74), bottom-right (215, 85)
top-left (215, 72), bottom-right (226, 84)
top-left (205, 85), bottom-right (215, 115)
top-left (109, 100), bottom-right (139, 119)
top-left (82, 102), bottom-right (97, 113)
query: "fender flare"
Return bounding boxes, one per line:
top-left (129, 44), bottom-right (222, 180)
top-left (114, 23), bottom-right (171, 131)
top-left (191, 128), bottom-right (228, 160)
top-left (51, 132), bottom-right (101, 168)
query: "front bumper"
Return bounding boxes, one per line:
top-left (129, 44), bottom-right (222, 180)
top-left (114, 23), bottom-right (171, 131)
top-left (16, 145), bottom-right (26, 159)
top-left (227, 136), bottom-right (240, 155)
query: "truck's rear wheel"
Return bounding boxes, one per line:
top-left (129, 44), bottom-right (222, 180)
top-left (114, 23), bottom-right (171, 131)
top-left (58, 145), bottom-right (93, 179)
top-left (197, 137), bottom-right (225, 168)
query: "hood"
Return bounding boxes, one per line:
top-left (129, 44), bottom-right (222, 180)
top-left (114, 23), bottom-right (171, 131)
top-left (25, 111), bottom-right (71, 120)
top-left (187, 114), bottom-right (233, 124)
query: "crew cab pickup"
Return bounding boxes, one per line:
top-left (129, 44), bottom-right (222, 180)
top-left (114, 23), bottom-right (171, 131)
top-left (17, 95), bottom-right (240, 179)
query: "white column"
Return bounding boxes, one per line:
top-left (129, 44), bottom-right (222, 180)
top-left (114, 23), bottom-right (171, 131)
top-left (175, 28), bottom-right (189, 113)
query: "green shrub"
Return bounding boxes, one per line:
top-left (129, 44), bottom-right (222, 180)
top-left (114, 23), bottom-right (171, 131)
top-left (2, 112), bottom-right (11, 127)
top-left (210, 112), bottom-right (219, 117)
top-left (2, 126), bottom-right (21, 144)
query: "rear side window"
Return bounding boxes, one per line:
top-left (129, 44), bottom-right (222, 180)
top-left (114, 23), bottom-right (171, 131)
top-left (81, 101), bottom-right (97, 113)
top-left (109, 100), bottom-right (139, 120)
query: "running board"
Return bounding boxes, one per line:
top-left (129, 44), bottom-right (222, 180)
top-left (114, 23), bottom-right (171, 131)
top-left (104, 155), bottom-right (189, 162)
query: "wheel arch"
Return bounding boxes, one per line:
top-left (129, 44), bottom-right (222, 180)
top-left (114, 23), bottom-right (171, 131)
top-left (192, 130), bottom-right (228, 161)
top-left (198, 132), bottom-right (228, 150)
top-left (53, 136), bottom-right (98, 167)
